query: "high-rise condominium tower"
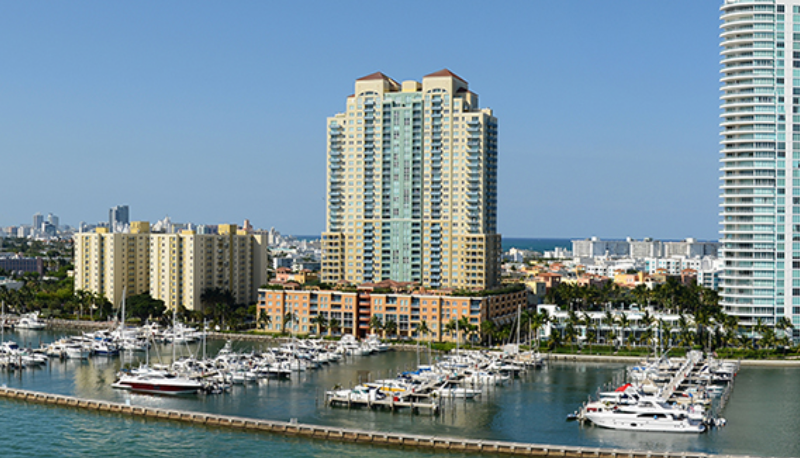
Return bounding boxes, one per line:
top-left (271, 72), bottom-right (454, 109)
top-left (321, 70), bottom-right (500, 290)
top-left (109, 205), bottom-right (130, 232)
top-left (720, 0), bottom-right (800, 335)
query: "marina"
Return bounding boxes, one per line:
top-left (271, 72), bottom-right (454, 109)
top-left (0, 386), bottom-right (759, 458)
top-left (573, 351), bottom-right (737, 433)
top-left (1, 327), bottom-right (800, 457)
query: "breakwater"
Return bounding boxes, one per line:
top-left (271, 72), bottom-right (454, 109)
top-left (0, 386), bottom-right (754, 458)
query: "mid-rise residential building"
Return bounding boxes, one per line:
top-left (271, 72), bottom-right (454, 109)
top-left (73, 222), bottom-right (152, 307)
top-left (257, 281), bottom-right (526, 341)
top-left (572, 237), bottom-right (719, 259)
top-left (0, 255), bottom-right (44, 276)
top-left (73, 222), bottom-right (269, 310)
top-left (321, 70), bottom-right (500, 290)
top-left (719, 0), bottom-right (800, 334)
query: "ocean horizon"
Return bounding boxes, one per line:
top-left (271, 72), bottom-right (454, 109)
top-left (291, 235), bottom-right (572, 253)
top-left (290, 235), bottom-right (716, 253)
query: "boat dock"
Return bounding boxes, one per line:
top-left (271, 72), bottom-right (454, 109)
top-left (326, 378), bottom-right (441, 413)
top-left (660, 351), bottom-right (703, 400)
top-left (326, 391), bottom-right (439, 414)
top-left (0, 386), bottom-right (756, 458)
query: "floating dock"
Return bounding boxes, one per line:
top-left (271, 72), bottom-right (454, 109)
top-left (0, 386), bottom-right (755, 458)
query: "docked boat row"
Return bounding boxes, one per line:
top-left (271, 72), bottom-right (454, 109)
top-left (109, 335), bottom-right (397, 396)
top-left (571, 350), bottom-right (737, 433)
top-left (325, 346), bottom-right (545, 413)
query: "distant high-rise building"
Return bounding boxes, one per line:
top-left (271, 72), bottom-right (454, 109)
top-left (320, 70), bottom-right (500, 290)
top-left (109, 205), bottom-right (130, 232)
top-left (720, 0), bottom-right (800, 335)
top-left (32, 213), bottom-right (43, 229)
top-left (47, 213), bottom-right (59, 230)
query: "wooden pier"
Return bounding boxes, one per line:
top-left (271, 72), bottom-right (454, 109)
top-left (326, 391), bottom-right (439, 414)
top-left (0, 386), bottom-right (756, 458)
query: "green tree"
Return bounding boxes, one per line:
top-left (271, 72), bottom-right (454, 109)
top-left (384, 318), bottom-right (397, 339)
top-left (329, 317), bottom-right (341, 336)
top-left (416, 319), bottom-right (431, 342)
top-left (530, 311), bottom-right (550, 351)
top-left (311, 313), bottom-right (328, 336)
top-left (369, 315), bottom-right (383, 336)
top-left (480, 320), bottom-right (497, 347)
top-left (283, 311), bottom-right (295, 334)
top-left (617, 312), bottom-right (631, 349)
top-left (602, 310), bottom-right (616, 346)
top-left (126, 293), bottom-right (166, 322)
top-left (258, 310), bottom-right (272, 330)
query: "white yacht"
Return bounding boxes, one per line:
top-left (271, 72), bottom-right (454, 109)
top-left (583, 398), bottom-right (706, 433)
top-left (15, 313), bottom-right (46, 330)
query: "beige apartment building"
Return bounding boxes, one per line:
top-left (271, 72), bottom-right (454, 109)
top-left (322, 70), bottom-right (500, 290)
top-left (74, 222), bottom-right (269, 310)
top-left (73, 222), bottom-right (152, 307)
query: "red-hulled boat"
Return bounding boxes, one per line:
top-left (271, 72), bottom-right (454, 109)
top-left (112, 373), bottom-right (202, 395)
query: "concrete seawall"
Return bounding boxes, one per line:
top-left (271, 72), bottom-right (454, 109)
top-left (0, 386), bottom-right (755, 458)
top-left (547, 353), bottom-right (800, 367)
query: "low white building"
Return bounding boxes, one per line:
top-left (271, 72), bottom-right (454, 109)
top-left (536, 304), bottom-right (690, 347)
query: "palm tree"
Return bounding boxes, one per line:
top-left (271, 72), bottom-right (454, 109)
top-left (632, 284), bottom-right (650, 309)
top-left (564, 310), bottom-right (579, 351)
top-left (677, 315), bottom-right (692, 349)
top-left (776, 316), bottom-right (795, 349)
top-left (444, 319), bottom-right (458, 342)
top-left (457, 316), bottom-right (472, 345)
top-left (328, 317), bottom-right (341, 336)
top-left (602, 310), bottom-right (616, 347)
top-left (723, 314), bottom-right (740, 349)
top-left (754, 317), bottom-right (767, 349)
top-left (416, 319), bottom-right (431, 343)
top-left (580, 312), bottom-right (594, 352)
top-left (530, 311), bottom-right (549, 352)
top-left (311, 313), bottom-right (328, 336)
top-left (693, 306), bottom-right (713, 351)
top-left (258, 310), bottom-right (272, 331)
top-left (480, 320), bottom-right (497, 347)
top-left (640, 310), bottom-right (656, 350)
top-left (282, 311), bottom-right (295, 334)
top-left (369, 315), bottom-right (383, 337)
top-left (384, 318), bottom-right (397, 340)
top-left (617, 312), bottom-right (630, 349)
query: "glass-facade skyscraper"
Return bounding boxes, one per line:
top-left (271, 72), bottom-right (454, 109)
top-left (321, 70), bottom-right (500, 290)
top-left (720, 0), bottom-right (800, 335)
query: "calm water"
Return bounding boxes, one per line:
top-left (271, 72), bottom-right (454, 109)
top-left (2, 329), bottom-right (799, 458)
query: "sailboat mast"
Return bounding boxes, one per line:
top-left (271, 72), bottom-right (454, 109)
top-left (172, 307), bottom-right (177, 363)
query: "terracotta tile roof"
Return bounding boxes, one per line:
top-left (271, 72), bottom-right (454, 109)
top-left (357, 71), bottom-right (392, 82)
top-left (423, 69), bottom-right (467, 83)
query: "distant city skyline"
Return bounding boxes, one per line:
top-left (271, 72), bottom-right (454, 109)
top-left (1, 1), bottom-right (721, 240)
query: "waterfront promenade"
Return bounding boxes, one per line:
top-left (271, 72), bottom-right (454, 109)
top-left (0, 386), bottom-right (756, 458)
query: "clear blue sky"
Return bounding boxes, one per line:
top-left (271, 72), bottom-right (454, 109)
top-left (0, 1), bottom-right (722, 240)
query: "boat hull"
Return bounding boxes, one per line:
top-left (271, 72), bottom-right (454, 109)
top-left (585, 413), bottom-right (706, 433)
